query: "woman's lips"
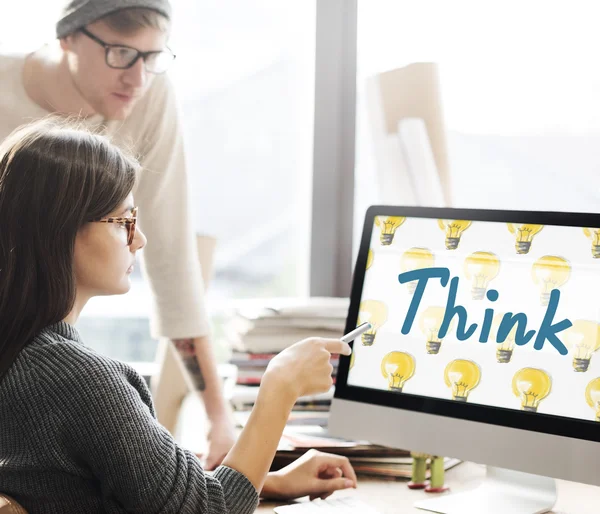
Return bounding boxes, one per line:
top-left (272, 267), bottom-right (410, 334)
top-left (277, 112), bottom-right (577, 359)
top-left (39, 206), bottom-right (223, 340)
top-left (113, 92), bottom-right (134, 102)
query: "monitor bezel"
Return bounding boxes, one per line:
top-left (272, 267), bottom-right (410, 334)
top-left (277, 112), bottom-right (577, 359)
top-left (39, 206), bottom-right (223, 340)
top-left (334, 205), bottom-right (600, 444)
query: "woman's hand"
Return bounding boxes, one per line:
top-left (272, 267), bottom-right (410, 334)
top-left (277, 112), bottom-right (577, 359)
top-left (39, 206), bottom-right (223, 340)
top-left (261, 449), bottom-right (358, 501)
top-left (220, 338), bottom-right (351, 494)
top-left (263, 338), bottom-right (352, 402)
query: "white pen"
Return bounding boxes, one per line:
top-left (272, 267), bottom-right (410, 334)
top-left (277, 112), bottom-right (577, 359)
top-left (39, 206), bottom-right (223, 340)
top-left (340, 322), bottom-right (373, 344)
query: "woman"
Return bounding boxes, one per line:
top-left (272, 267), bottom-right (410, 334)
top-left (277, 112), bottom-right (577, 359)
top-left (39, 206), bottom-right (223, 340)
top-left (0, 117), bottom-right (356, 514)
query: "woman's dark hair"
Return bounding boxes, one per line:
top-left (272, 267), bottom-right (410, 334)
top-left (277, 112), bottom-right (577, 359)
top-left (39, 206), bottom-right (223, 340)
top-left (0, 117), bottom-right (139, 380)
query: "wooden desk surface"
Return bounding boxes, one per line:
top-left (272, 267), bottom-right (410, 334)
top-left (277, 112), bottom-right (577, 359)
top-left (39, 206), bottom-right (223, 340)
top-left (174, 393), bottom-right (600, 513)
top-left (257, 461), bottom-right (600, 513)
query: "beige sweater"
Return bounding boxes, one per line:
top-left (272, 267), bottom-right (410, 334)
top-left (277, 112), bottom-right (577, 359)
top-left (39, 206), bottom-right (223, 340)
top-left (0, 50), bottom-right (210, 340)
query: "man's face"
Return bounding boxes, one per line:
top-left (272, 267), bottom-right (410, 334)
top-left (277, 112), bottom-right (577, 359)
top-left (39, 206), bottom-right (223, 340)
top-left (61, 20), bottom-right (169, 120)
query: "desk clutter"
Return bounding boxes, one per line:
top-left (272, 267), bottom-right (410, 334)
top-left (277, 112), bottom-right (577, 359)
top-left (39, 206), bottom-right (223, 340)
top-left (223, 297), bottom-right (461, 481)
top-left (223, 296), bottom-right (349, 356)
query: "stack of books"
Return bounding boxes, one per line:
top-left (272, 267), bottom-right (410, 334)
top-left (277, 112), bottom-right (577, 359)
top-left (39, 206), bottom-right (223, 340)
top-left (232, 411), bottom-right (461, 479)
top-left (231, 388), bottom-right (333, 428)
top-left (226, 297), bottom-right (348, 429)
top-left (230, 352), bottom-right (340, 387)
top-left (224, 296), bottom-right (349, 353)
top-left (224, 296), bottom-right (348, 389)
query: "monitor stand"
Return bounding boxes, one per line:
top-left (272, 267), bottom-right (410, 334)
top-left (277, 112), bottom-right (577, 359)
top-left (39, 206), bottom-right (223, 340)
top-left (413, 466), bottom-right (557, 514)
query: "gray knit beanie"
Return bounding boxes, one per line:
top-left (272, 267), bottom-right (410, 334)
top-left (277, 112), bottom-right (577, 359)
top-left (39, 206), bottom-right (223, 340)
top-left (56, 0), bottom-right (172, 38)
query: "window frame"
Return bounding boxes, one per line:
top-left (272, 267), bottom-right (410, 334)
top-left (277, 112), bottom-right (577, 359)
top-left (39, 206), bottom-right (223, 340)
top-left (310, 0), bottom-right (358, 298)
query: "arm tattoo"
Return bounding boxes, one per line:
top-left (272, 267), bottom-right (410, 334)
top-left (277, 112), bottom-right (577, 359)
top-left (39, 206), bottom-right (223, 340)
top-left (173, 338), bottom-right (206, 391)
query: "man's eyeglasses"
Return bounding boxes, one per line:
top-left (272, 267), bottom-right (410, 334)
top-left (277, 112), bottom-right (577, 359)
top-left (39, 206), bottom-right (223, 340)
top-left (80, 28), bottom-right (176, 74)
top-left (94, 206), bottom-right (138, 246)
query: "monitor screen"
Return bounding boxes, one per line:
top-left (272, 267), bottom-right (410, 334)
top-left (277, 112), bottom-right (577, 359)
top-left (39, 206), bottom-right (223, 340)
top-left (344, 209), bottom-right (600, 430)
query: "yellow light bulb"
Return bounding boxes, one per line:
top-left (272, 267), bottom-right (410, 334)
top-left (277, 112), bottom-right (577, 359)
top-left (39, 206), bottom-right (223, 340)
top-left (491, 313), bottom-right (518, 364)
top-left (366, 249), bottom-right (374, 270)
top-left (349, 350), bottom-right (356, 370)
top-left (358, 300), bottom-right (388, 346)
top-left (374, 216), bottom-right (406, 245)
top-left (381, 351), bottom-right (416, 392)
top-left (444, 359), bottom-right (481, 402)
top-left (563, 320), bottom-right (600, 372)
top-left (512, 368), bottom-right (552, 412)
top-left (583, 227), bottom-right (600, 258)
top-left (507, 223), bottom-right (544, 254)
top-left (400, 247), bottom-right (435, 294)
top-left (437, 219), bottom-right (472, 250)
top-left (585, 378), bottom-right (600, 422)
top-left (531, 255), bottom-right (571, 306)
top-left (464, 251), bottom-right (500, 300)
top-left (419, 306), bottom-right (453, 354)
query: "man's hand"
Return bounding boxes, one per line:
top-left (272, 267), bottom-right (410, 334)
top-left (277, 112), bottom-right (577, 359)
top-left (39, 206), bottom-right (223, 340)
top-left (198, 416), bottom-right (236, 470)
top-left (261, 449), bottom-right (358, 501)
top-left (173, 336), bottom-right (236, 470)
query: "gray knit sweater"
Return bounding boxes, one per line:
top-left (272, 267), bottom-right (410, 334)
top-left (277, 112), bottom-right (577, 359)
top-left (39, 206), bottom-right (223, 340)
top-left (0, 322), bottom-right (259, 514)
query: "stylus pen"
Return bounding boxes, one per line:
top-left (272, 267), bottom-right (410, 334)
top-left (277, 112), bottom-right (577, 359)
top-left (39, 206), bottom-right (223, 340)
top-left (340, 322), bottom-right (372, 343)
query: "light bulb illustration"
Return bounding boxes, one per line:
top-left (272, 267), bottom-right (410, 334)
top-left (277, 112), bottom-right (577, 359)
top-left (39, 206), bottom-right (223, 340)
top-left (357, 300), bottom-right (388, 346)
top-left (507, 223), bottom-right (544, 254)
top-left (349, 349), bottom-right (356, 370)
top-left (585, 378), bottom-right (600, 421)
top-left (563, 320), bottom-right (600, 372)
top-left (444, 359), bottom-right (481, 402)
top-left (400, 247), bottom-right (435, 294)
top-left (437, 219), bottom-right (472, 250)
top-left (491, 313), bottom-right (518, 364)
top-left (381, 351), bottom-right (416, 392)
top-left (531, 256), bottom-right (571, 306)
top-left (464, 251), bottom-right (500, 300)
top-left (366, 249), bottom-right (374, 270)
top-left (583, 227), bottom-right (600, 258)
top-left (419, 306), bottom-right (453, 354)
top-left (374, 216), bottom-right (406, 245)
top-left (512, 368), bottom-right (552, 412)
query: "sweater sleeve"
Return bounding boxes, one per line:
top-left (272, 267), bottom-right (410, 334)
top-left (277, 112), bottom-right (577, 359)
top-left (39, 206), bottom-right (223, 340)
top-left (53, 352), bottom-right (258, 514)
top-left (130, 74), bottom-right (210, 340)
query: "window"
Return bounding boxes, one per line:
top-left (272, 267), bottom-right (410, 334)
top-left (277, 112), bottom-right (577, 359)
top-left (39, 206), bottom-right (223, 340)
top-left (355, 1), bottom-right (600, 245)
top-left (169, 0), bottom-right (315, 304)
top-left (2, 1), bottom-right (315, 363)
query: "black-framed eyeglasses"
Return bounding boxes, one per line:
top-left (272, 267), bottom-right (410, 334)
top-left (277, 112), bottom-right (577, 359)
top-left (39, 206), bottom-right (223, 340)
top-left (80, 28), bottom-right (176, 74)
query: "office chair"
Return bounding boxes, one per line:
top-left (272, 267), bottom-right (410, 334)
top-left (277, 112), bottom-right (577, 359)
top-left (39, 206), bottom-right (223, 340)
top-left (0, 494), bottom-right (27, 514)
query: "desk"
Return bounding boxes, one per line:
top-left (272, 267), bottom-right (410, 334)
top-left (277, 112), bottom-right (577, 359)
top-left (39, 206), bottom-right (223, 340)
top-left (257, 461), bottom-right (600, 513)
top-left (173, 391), bottom-right (599, 513)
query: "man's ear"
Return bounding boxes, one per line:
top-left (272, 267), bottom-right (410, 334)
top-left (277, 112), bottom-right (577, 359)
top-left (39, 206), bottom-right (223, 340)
top-left (59, 34), bottom-right (75, 51)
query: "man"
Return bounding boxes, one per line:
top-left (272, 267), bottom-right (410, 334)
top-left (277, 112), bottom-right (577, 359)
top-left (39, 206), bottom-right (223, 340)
top-left (0, 0), bottom-right (235, 469)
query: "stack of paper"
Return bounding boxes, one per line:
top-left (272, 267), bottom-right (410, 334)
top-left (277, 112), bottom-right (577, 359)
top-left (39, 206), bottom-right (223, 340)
top-left (231, 386), bottom-right (335, 414)
top-left (233, 411), bottom-right (460, 479)
top-left (223, 296), bottom-right (349, 354)
top-left (224, 296), bottom-right (348, 399)
top-left (272, 425), bottom-right (461, 479)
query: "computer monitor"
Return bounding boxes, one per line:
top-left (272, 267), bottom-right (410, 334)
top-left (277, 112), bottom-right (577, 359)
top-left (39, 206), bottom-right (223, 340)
top-left (329, 206), bottom-right (600, 514)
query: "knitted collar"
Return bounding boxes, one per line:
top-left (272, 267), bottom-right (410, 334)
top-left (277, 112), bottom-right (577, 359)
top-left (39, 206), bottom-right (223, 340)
top-left (43, 321), bottom-right (84, 344)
